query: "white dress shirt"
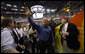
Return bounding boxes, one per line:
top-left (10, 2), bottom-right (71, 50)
top-left (13, 28), bottom-right (20, 40)
top-left (1, 28), bottom-right (17, 53)
top-left (16, 28), bottom-right (24, 38)
top-left (64, 23), bottom-right (68, 32)
top-left (62, 23), bottom-right (68, 34)
top-left (62, 23), bottom-right (68, 39)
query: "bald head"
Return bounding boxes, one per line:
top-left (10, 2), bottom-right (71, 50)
top-left (42, 18), bottom-right (49, 26)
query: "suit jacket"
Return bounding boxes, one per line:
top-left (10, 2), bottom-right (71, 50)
top-left (12, 29), bottom-right (24, 45)
top-left (59, 23), bottom-right (80, 50)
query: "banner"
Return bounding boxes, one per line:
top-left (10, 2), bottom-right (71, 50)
top-left (68, 11), bottom-right (84, 53)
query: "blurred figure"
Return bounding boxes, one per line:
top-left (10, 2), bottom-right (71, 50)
top-left (16, 23), bottom-right (24, 45)
top-left (54, 24), bottom-right (63, 53)
top-left (16, 23), bottom-right (24, 38)
top-left (12, 21), bottom-right (25, 53)
top-left (59, 18), bottom-right (80, 53)
top-left (49, 18), bottom-right (56, 38)
top-left (27, 25), bottom-right (38, 53)
top-left (49, 18), bottom-right (61, 38)
top-left (24, 7), bottom-right (55, 53)
top-left (49, 18), bottom-right (61, 53)
top-left (1, 19), bottom-right (19, 53)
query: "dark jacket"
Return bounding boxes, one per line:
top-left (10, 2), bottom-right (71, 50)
top-left (49, 22), bottom-right (61, 38)
top-left (59, 23), bottom-right (80, 50)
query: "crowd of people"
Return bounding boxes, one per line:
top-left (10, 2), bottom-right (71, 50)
top-left (1, 7), bottom-right (80, 53)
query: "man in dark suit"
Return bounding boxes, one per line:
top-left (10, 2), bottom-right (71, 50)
top-left (59, 18), bottom-right (80, 51)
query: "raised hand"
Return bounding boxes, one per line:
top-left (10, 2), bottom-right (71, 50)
top-left (24, 7), bottom-right (31, 17)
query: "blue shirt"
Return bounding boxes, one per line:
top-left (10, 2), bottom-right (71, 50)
top-left (28, 18), bottom-right (54, 43)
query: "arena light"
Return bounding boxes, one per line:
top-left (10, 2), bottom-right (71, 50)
top-left (43, 9), bottom-right (45, 11)
top-left (47, 9), bottom-right (50, 12)
top-left (33, 13), bottom-right (43, 19)
top-left (47, 9), bottom-right (50, 13)
top-left (21, 9), bottom-right (23, 11)
top-left (22, 6), bottom-right (24, 8)
top-left (51, 9), bottom-right (55, 12)
top-left (31, 5), bottom-right (43, 12)
top-left (13, 5), bottom-right (17, 7)
top-left (7, 4), bottom-right (12, 7)
top-left (11, 8), bottom-right (18, 11)
top-left (38, 7), bottom-right (42, 10)
top-left (14, 9), bottom-right (18, 11)
top-left (5, 8), bottom-right (6, 9)
top-left (31, 5), bottom-right (44, 19)
top-left (33, 8), bottom-right (37, 11)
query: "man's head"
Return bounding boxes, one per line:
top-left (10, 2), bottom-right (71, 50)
top-left (42, 18), bottom-right (49, 26)
top-left (2, 19), bottom-right (14, 29)
top-left (61, 18), bottom-right (68, 24)
top-left (17, 22), bottom-right (21, 29)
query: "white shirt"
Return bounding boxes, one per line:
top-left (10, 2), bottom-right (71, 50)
top-left (64, 23), bottom-right (68, 32)
top-left (23, 27), bottom-right (28, 32)
top-left (16, 28), bottom-right (24, 38)
top-left (62, 23), bottom-right (68, 39)
top-left (1, 28), bottom-right (17, 53)
top-left (62, 23), bottom-right (68, 34)
top-left (28, 27), bottom-right (38, 38)
top-left (13, 28), bottom-right (20, 40)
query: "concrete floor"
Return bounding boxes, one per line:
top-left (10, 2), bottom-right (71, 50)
top-left (25, 40), bottom-right (72, 53)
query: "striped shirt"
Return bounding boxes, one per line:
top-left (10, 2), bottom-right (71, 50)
top-left (13, 28), bottom-right (20, 40)
top-left (1, 28), bottom-right (17, 53)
